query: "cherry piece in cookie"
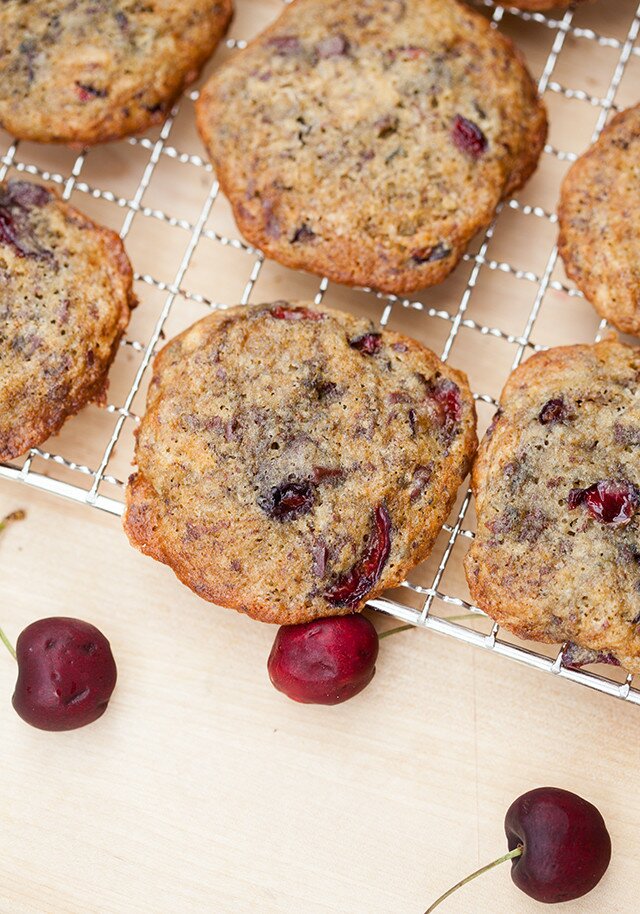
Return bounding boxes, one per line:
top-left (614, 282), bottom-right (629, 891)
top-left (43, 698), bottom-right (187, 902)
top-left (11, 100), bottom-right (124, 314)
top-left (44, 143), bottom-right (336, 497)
top-left (324, 504), bottom-right (391, 608)
top-left (12, 617), bottom-right (117, 731)
top-left (349, 333), bottom-right (382, 354)
top-left (451, 115), bottom-right (488, 159)
top-left (269, 303), bottom-right (325, 321)
top-left (568, 479), bottom-right (639, 526)
top-left (268, 614), bottom-right (379, 704)
top-left (539, 397), bottom-right (568, 424)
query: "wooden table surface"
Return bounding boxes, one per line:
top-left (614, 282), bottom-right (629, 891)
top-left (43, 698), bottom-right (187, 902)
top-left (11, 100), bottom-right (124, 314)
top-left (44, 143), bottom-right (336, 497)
top-left (2, 0), bottom-right (640, 911)
top-left (1, 482), bottom-right (639, 914)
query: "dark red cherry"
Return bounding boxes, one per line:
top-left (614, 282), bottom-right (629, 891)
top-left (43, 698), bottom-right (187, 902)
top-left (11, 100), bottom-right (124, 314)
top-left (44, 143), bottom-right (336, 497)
top-left (12, 617), bottom-right (117, 731)
top-left (505, 787), bottom-right (611, 904)
top-left (268, 614), bottom-right (379, 704)
top-left (568, 479), bottom-right (639, 526)
top-left (451, 115), bottom-right (488, 158)
top-left (324, 504), bottom-right (391, 607)
top-left (349, 332), bottom-right (382, 355)
top-left (426, 787), bottom-right (611, 912)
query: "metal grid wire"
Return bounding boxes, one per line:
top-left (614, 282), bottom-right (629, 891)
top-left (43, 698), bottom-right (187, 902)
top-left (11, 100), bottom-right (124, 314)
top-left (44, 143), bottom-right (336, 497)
top-left (1, 0), bottom-right (640, 704)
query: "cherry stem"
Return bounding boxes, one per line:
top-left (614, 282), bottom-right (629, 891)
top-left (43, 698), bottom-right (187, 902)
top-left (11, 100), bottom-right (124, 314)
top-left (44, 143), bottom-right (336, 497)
top-left (424, 846), bottom-right (523, 913)
top-left (379, 614), bottom-right (483, 640)
top-left (0, 510), bottom-right (25, 662)
top-left (378, 623), bottom-right (414, 640)
top-left (0, 625), bottom-right (16, 662)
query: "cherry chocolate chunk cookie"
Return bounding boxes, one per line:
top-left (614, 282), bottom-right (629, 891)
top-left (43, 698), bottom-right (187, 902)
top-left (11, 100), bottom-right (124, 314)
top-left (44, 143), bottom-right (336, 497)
top-left (124, 303), bottom-right (477, 624)
top-left (559, 105), bottom-right (640, 337)
top-left (196, 0), bottom-right (547, 295)
top-left (465, 339), bottom-right (640, 673)
top-left (0, 179), bottom-right (135, 461)
top-left (0, 0), bottom-right (232, 145)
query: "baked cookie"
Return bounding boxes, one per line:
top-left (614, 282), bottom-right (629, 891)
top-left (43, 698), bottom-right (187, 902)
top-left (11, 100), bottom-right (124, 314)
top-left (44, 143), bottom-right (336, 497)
top-left (196, 0), bottom-right (547, 295)
top-left (0, 0), bottom-right (232, 145)
top-left (559, 105), bottom-right (640, 337)
top-left (0, 179), bottom-right (135, 460)
top-left (465, 339), bottom-right (640, 673)
top-left (124, 302), bottom-right (477, 624)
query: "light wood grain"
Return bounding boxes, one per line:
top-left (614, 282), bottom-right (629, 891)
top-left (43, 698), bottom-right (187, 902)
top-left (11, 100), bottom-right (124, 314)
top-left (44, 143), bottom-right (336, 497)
top-left (2, 0), bottom-right (640, 911)
top-left (1, 484), bottom-right (639, 914)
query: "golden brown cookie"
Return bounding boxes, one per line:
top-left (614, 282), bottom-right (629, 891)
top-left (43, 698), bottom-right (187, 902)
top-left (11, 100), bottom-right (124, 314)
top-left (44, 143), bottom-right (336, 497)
top-left (0, 180), bottom-right (135, 460)
top-left (465, 339), bottom-right (640, 674)
top-left (124, 302), bottom-right (477, 624)
top-left (196, 0), bottom-right (547, 295)
top-left (559, 105), bottom-right (640, 337)
top-left (0, 0), bottom-right (233, 145)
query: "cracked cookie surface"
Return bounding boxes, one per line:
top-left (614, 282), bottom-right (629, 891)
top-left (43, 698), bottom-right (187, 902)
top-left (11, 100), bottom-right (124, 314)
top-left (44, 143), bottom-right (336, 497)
top-left (559, 105), bottom-right (640, 337)
top-left (196, 0), bottom-right (546, 295)
top-left (465, 340), bottom-right (640, 673)
top-left (0, 0), bottom-right (232, 144)
top-left (0, 179), bottom-right (135, 460)
top-left (124, 302), bottom-right (477, 623)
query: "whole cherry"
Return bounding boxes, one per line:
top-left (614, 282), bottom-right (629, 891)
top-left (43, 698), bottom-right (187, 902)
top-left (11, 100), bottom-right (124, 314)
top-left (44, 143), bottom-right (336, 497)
top-left (0, 510), bottom-right (117, 731)
top-left (267, 611), bottom-right (477, 705)
top-left (268, 614), bottom-right (380, 705)
top-left (11, 617), bottom-right (118, 731)
top-left (426, 787), bottom-right (611, 911)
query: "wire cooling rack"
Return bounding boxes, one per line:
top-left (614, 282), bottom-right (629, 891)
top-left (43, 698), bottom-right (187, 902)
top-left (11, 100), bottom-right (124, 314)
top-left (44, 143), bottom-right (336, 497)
top-left (1, 0), bottom-right (640, 705)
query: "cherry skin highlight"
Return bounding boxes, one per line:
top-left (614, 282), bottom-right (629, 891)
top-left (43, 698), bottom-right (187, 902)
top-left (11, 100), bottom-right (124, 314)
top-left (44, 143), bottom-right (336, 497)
top-left (12, 617), bottom-right (117, 731)
top-left (568, 479), bottom-right (639, 526)
top-left (268, 614), bottom-right (379, 704)
top-left (505, 787), bottom-right (611, 904)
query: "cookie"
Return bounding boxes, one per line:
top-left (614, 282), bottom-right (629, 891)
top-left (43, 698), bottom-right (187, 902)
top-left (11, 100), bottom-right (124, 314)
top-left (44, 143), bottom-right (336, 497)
top-left (0, 0), bottom-right (233, 145)
top-left (124, 302), bottom-right (477, 624)
top-left (558, 105), bottom-right (640, 337)
top-left (464, 339), bottom-right (640, 674)
top-left (196, 0), bottom-right (547, 295)
top-left (0, 179), bottom-right (135, 460)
